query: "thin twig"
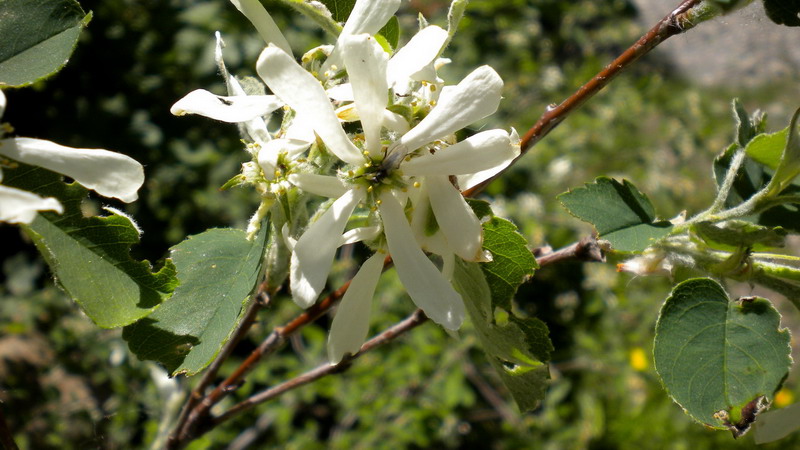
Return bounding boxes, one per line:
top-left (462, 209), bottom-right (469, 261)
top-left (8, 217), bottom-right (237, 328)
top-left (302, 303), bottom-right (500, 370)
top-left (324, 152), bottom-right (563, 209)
top-left (534, 235), bottom-right (606, 267)
top-left (462, 362), bottom-right (521, 427)
top-left (210, 309), bottom-right (428, 427)
top-left (171, 286), bottom-right (268, 442)
top-left (463, 0), bottom-right (704, 197)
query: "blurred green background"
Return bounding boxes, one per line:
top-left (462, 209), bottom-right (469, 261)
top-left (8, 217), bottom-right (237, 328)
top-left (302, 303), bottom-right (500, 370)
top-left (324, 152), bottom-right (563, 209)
top-left (1, 0), bottom-right (799, 448)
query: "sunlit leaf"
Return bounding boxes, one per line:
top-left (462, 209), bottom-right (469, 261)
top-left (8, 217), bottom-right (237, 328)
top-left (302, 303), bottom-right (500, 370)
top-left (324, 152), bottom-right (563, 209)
top-left (654, 278), bottom-right (791, 436)
top-left (4, 164), bottom-right (177, 328)
top-left (0, 0), bottom-right (91, 87)
top-left (558, 177), bottom-right (672, 252)
top-left (766, 107), bottom-right (800, 195)
top-left (123, 223), bottom-right (269, 376)
top-left (481, 216), bottom-right (538, 311)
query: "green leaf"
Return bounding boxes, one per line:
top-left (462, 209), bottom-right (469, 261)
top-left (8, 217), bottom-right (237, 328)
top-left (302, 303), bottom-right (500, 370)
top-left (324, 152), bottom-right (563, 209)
top-left (277, 0), bottom-right (341, 38)
top-left (767, 107), bottom-right (800, 195)
top-left (444, 0), bottom-right (468, 48)
top-left (763, 0), bottom-right (800, 26)
top-left (0, 0), bottom-right (91, 87)
top-left (754, 403), bottom-right (800, 444)
top-left (123, 224), bottom-right (269, 376)
top-left (453, 259), bottom-right (551, 412)
top-left (692, 220), bottom-right (787, 251)
top-left (378, 15), bottom-right (400, 50)
top-left (317, 0), bottom-right (355, 22)
top-left (558, 177), bottom-right (673, 252)
top-left (4, 164), bottom-right (176, 328)
top-left (654, 278), bottom-right (791, 435)
top-left (745, 128), bottom-right (788, 170)
top-left (481, 217), bottom-right (538, 310)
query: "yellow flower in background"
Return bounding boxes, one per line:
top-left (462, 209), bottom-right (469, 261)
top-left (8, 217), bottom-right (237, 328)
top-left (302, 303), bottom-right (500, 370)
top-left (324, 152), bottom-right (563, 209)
top-left (774, 388), bottom-right (794, 408)
top-left (629, 347), bottom-right (649, 371)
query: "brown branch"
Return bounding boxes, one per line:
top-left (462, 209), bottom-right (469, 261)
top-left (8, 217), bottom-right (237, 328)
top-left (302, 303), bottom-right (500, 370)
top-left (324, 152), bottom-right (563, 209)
top-left (168, 256), bottom-right (393, 449)
top-left (170, 285), bottom-right (269, 441)
top-left (462, 361), bottom-right (521, 427)
top-left (463, 0), bottom-right (704, 197)
top-left (535, 235), bottom-right (606, 267)
top-left (210, 309), bottom-right (428, 427)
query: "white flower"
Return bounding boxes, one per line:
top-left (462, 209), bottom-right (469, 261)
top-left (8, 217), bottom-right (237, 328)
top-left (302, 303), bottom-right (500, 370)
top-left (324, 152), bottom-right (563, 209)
top-left (227, 0), bottom-right (293, 56)
top-left (0, 90), bottom-right (144, 224)
top-left (256, 31), bottom-right (518, 362)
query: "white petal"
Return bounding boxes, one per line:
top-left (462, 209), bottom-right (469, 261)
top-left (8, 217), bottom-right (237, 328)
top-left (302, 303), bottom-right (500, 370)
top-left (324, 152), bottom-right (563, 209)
top-left (215, 33), bottom-right (272, 144)
top-left (335, 103), bottom-right (360, 122)
top-left (327, 251), bottom-right (384, 363)
top-left (341, 34), bottom-right (388, 157)
top-left (0, 185), bottom-right (63, 224)
top-left (340, 225), bottom-right (381, 246)
top-left (383, 110), bottom-right (410, 134)
top-left (257, 46), bottom-right (364, 166)
top-left (228, 0), bottom-right (293, 56)
top-left (458, 128), bottom-right (520, 190)
top-left (409, 184), bottom-right (450, 256)
top-left (378, 192), bottom-right (464, 330)
top-left (0, 138), bottom-right (144, 203)
top-left (257, 138), bottom-right (311, 178)
top-left (170, 89), bottom-right (283, 123)
top-left (427, 175), bottom-right (483, 261)
top-left (284, 113), bottom-right (317, 144)
top-left (389, 66), bottom-right (503, 161)
top-left (323, 0), bottom-right (400, 72)
top-left (327, 84), bottom-right (354, 102)
top-left (401, 129), bottom-right (516, 176)
top-left (288, 173), bottom-right (348, 198)
top-left (341, 0), bottom-right (401, 36)
top-left (387, 26), bottom-right (448, 89)
top-left (290, 188), bottom-right (365, 307)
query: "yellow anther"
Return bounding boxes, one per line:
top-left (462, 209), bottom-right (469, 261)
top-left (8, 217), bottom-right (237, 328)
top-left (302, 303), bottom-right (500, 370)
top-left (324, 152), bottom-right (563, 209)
top-left (430, 100), bottom-right (437, 106)
top-left (363, 150), bottom-right (370, 156)
top-left (430, 84), bottom-right (437, 91)
top-left (348, 170), bottom-right (355, 177)
top-left (364, 163), bottom-right (371, 168)
top-left (274, 170), bottom-right (281, 178)
top-left (413, 181), bottom-right (421, 188)
top-left (376, 199), bottom-right (382, 205)
top-left (367, 186), bottom-right (373, 193)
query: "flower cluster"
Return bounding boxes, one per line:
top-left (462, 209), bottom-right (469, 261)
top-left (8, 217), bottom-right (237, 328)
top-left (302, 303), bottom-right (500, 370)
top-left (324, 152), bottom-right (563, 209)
top-left (171, 0), bottom-right (519, 363)
top-left (0, 90), bottom-right (144, 224)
